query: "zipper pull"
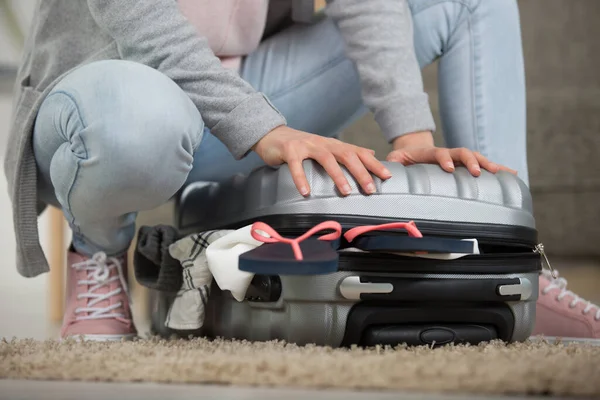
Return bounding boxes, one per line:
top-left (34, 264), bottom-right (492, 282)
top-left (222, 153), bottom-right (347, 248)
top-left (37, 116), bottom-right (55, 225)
top-left (534, 243), bottom-right (556, 278)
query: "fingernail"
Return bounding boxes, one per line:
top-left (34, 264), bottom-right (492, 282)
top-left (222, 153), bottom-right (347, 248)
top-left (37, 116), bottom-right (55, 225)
top-left (342, 184), bottom-right (352, 195)
top-left (382, 168), bottom-right (391, 177)
top-left (300, 187), bottom-right (309, 196)
top-left (473, 165), bottom-right (481, 173)
top-left (445, 162), bottom-right (455, 171)
top-left (366, 182), bottom-right (376, 194)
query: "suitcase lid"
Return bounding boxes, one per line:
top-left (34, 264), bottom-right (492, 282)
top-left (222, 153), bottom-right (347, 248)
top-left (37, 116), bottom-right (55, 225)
top-left (177, 161), bottom-right (537, 246)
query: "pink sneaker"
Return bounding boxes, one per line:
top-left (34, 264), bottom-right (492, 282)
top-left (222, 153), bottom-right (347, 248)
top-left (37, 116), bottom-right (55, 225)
top-left (531, 270), bottom-right (600, 344)
top-left (61, 250), bottom-right (137, 341)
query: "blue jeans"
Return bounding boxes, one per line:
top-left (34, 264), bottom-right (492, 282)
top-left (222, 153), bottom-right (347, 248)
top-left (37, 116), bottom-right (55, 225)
top-left (33, 0), bottom-right (527, 256)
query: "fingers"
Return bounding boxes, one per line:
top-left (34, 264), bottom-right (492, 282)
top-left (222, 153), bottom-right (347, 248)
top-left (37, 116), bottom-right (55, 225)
top-left (310, 141), bottom-right (392, 196)
top-left (280, 135), bottom-right (388, 196)
top-left (335, 145), bottom-right (393, 194)
top-left (388, 145), bottom-right (514, 178)
top-left (449, 148), bottom-right (480, 176)
top-left (497, 165), bottom-right (518, 175)
top-left (287, 157), bottom-right (310, 196)
top-left (358, 150), bottom-right (392, 181)
top-left (312, 149), bottom-right (353, 196)
top-left (386, 149), bottom-right (404, 163)
top-left (449, 149), bottom-right (517, 176)
top-left (473, 152), bottom-right (500, 174)
top-left (433, 148), bottom-right (455, 173)
top-left (473, 152), bottom-right (517, 175)
top-left (479, 155), bottom-right (517, 175)
top-left (333, 150), bottom-right (375, 194)
top-left (387, 147), bottom-right (434, 166)
top-left (386, 150), bottom-right (400, 163)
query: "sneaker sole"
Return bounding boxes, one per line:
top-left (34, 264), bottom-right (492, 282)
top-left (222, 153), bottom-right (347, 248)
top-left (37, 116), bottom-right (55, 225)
top-left (61, 333), bottom-right (137, 342)
top-left (529, 335), bottom-right (600, 346)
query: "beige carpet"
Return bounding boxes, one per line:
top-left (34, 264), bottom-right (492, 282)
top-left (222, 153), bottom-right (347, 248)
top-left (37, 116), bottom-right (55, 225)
top-left (1, 338), bottom-right (599, 397)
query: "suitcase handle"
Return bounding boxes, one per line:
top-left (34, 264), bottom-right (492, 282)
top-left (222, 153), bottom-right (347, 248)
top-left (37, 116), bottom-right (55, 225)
top-left (361, 324), bottom-right (498, 347)
top-left (340, 303), bottom-right (516, 345)
top-left (339, 276), bottom-right (533, 302)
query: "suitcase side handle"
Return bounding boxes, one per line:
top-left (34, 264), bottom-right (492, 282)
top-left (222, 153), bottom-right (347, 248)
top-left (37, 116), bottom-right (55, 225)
top-left (339, 276), bottom-right (533, 302)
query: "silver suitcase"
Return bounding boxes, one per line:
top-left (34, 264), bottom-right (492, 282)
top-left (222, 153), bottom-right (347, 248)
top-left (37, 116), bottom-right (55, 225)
top-left (161, 161), bottom-right (542, 347)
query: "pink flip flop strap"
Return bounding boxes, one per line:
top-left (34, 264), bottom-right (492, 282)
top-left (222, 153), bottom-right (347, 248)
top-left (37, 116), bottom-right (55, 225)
top-left (343, 221), bottom-right (423, 243)
top-left (250, 221), bottom-right (342, 261)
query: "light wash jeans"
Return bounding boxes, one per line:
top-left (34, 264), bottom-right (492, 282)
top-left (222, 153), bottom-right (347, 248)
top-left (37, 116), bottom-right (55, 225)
top-left (33, 0), bottom-right (527, 257)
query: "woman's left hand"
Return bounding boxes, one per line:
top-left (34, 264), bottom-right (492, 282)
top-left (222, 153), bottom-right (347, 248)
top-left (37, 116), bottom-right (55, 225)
top-left (386, 131), bottom-right (517, 177)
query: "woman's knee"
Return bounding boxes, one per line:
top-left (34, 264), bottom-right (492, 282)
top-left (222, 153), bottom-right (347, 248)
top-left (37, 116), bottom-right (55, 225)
top-left (54, 59), bottom-right (203, 148)
top-left (42, 60), bottom-right (204, 215)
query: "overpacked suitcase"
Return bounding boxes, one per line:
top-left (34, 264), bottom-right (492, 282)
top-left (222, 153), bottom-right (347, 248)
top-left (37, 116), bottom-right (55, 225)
top-left (157, 160), bottom-right (542, 347)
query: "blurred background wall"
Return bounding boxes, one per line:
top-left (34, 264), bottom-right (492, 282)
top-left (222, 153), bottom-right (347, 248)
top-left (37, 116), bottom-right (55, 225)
top-left (0, 0), bottom-right (34, 78)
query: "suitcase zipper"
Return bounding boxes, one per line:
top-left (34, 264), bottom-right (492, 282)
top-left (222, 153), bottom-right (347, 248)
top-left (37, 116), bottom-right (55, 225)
top-left (220, 215), bottom-right (538, 248)
top-left (400, 226), bottom-right (535, 248)
top-left (534, 243), bottom-right (556, 278)
top-left (272, 226), bottom-right (535, 249)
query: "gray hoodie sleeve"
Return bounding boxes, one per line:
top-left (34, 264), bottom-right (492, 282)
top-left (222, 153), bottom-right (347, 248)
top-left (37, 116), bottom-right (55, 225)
top-left (87, 0), bottom-right (286, 159)
top-left (325, 0), bottom-right (436, 143)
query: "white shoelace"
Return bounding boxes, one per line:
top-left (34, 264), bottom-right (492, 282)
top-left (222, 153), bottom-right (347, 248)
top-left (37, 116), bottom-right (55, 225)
top-left (541, 269), bottom-right (600, 321)
top-left (72, 252), bottom-right (131, 321)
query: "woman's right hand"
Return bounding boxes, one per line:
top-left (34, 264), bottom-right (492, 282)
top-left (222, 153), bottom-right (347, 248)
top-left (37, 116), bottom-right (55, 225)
top-left (387, 131), bottom-right (518, 176)
top-left (252, 126), bottom-right (392, 197)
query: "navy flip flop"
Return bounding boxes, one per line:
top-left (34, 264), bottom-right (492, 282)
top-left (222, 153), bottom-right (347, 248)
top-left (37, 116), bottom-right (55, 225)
top-left (239, 221), bottom-right (342, 275)
top-left (343, 221), bottom-right (478, 254)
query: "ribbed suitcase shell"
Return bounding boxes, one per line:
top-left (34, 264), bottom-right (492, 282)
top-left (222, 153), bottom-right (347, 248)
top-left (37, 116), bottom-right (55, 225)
top-left (177, 161), bottom-right (536, 244)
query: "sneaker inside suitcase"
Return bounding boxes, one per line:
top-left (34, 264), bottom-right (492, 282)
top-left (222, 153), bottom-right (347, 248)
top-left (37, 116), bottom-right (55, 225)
top-left (152, 161), bottom-right (543, 347)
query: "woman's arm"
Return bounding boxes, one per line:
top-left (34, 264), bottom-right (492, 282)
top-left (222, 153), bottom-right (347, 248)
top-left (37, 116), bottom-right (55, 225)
top-left (325, 0), bottom-right (517, 176)
top-left (87, 0), bottom-right (285, 160)
top-left (325, 0), bottom-right (435, 143)
top-left (86, 0), bottom-right (392, 197)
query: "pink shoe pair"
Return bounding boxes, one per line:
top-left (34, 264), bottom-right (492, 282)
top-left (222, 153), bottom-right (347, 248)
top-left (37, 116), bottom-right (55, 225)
top-left (60, 249), bottom-right (600, 344)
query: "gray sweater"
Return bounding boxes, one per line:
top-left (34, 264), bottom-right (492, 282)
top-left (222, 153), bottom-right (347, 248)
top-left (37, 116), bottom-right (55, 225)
top-left (5, 0), bottom-right (434, 277)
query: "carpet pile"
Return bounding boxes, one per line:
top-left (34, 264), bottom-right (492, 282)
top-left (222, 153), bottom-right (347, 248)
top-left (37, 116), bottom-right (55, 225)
top-left (1, 338), bottom-right (598, 397)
